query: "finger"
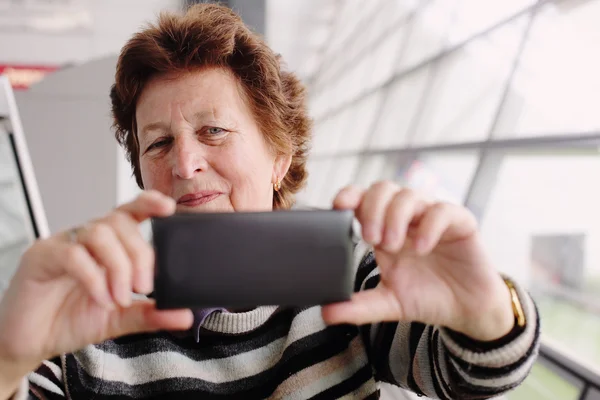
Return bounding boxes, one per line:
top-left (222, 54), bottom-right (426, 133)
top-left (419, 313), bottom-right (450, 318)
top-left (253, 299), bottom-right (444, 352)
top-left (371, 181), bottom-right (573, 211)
top-left (356, 182), bottom-right (399, 245)
top-left (108, 300), bottom-right (193, 337)
top-left (117, 190), bottom-right (176, 223)
top-left (321, 286), bottom-right (402, 325)
top-left (380, 189), bottom-right (428, 253)
top-left (78, 223), bottom-right (133, 307)
top-left (333, 185), bottom-right (364, 210)
top-left (107, 211), bottom-right (154, 295)
top-left (414, 203), bottom-right (478, 255)
top-left (60, 243), bottom-right (114, 309)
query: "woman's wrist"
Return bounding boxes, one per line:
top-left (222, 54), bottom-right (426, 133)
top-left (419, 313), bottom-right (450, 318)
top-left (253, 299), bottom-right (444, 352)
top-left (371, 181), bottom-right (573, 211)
top-left (452, 278), bottom-right (517, 342)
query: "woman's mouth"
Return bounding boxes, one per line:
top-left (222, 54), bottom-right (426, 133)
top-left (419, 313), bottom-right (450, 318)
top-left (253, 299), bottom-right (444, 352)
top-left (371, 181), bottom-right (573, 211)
top-left (176, 191), bottom-right (222, 207)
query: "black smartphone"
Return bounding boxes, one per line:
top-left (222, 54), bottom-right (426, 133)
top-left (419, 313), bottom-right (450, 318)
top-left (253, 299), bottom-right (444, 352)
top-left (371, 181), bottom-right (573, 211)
top-left (151, 209), bottom-right (355, 309)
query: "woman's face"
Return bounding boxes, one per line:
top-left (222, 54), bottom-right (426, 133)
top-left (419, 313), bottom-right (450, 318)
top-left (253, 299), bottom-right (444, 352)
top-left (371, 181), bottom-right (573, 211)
top-left (135, 68), bottom-right (291, 213)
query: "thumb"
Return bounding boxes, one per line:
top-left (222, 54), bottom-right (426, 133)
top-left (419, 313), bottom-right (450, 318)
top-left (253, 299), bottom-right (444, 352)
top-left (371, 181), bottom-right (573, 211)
top-left (321, 286), bottom-right (403, 326)
top-left (107, 300), bottom-right (193, 337)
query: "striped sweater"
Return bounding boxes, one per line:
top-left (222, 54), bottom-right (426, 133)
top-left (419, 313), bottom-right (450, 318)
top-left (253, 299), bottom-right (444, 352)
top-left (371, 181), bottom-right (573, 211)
top-left (19, 241), bottom-right (540, 399)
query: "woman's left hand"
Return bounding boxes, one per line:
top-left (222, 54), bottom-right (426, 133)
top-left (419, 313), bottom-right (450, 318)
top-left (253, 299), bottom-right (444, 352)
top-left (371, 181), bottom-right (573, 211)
top-left (321, 181), bottom-right (515, 341)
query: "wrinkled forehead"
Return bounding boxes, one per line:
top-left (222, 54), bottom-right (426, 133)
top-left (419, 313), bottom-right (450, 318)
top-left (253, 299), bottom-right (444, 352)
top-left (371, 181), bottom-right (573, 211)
top-left (134, 68), bottom-right (252, 135)
top-left (137, 68), bottom-right (243, 113)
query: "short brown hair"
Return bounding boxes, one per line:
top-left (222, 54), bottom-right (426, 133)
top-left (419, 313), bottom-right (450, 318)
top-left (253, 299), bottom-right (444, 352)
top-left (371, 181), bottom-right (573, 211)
top-left (110, 3), bottom-right (311, 209)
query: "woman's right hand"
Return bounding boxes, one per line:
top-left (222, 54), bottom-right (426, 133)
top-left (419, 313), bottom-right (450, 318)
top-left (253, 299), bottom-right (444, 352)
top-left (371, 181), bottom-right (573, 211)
top-left (0, 190), bottom-right (193, 384)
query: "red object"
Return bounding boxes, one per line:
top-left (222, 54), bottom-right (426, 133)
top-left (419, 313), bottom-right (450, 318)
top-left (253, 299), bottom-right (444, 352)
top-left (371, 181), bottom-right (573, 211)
top-left (0, 64), bottom-right (59, 90)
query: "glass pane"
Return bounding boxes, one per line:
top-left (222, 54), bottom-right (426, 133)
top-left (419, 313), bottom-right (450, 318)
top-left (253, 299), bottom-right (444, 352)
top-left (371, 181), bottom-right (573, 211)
top-left (388, 0), bottom-right (421, 19)
top-left (317, 0), bottom-right (422, 98)
top-left (311, 107), bottom-right (355, 156)
top-left (309, 116), bottom-right (336, 156)
top-left (448, 0), bottom-right (536, 45)
top-left (327, 0), bottom-right (365, 55)
top-left (493, 1), bottom-right (600, 137)
top-left (506, 362), bottom-right (582, 400)
top-left (354, 154), bottom-right (414, 189)
top-left (327, 78), bottom-right (347, 114)
top-left (368, 66), bottom-right (433, 150)
top-left (319, 0), bottom-right (385, 87)
top-left (296, 159), bottom-right (330, 208)
top-left (399, 152), bottom-right (479, 204)
top-left (410, 17), bottom-right (527, 145)
top-left (320, 156), bottom-right (361, 207)
top-left (318, 60), bottom-right (366, 114)
top-left (335, 92), bottom-right (384, 152)
top-left (309, 89), bottom-right (329, 121)
top-left (347, 55), bottom-right (376, 101)
top-left (0, 123), bottom-right (34, 293)
top-left (395, 0), bottom-right (458, 72)
top-left (366, 28), bottom-right (405, 91)
top-left (299, 156), bottom-right (360, 208)
top-left (479, 152), bottom-right (600, 368)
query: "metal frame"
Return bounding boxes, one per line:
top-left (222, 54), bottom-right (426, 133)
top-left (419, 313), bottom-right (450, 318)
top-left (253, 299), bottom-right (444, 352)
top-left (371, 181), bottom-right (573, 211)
top-left (312, 0), bottom-right (549, 125)
top-left (306, 0), bottom-right (390, 88)
top-left (463, 0), bottom-right (541, 216)
top-left (309, 0), bottom-right (432, 93)
top-left (538, 342), bottom-right (600, 400)
top-left (310, 131), bottom-right (600, 160)
top-left (0, 76), bottom-right (50, 239)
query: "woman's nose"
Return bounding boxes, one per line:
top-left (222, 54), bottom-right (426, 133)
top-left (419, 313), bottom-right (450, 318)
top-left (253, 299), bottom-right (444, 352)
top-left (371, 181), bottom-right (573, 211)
top-left (172, 136), bottom-right (207, 180)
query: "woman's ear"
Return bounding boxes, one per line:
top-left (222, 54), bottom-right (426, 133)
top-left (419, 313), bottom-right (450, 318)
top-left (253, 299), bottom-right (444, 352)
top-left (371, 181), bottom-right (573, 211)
top-left (273, 153), bottom-right (292, 184)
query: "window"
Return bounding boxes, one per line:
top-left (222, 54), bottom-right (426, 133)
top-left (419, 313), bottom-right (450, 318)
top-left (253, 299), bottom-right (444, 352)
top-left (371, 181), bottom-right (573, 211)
top-left (303, 0), bottom-right (600, 389)
top-left (368, 66), bottom-right (433, 149)
top-left (334, 92), bottom-right (383, 152)
top-left (400, 151), bottom-right (479, 204)
top-left (478, 151), bottom-right (600, 368)
top-left (493, 1), bottom-right (600, 137)
top-left (395, 0), bottom-right (457, 72)
top-left (447, 0), bottom-right (536, 45)
top-left (299, 156), bottom-right (361, 208)
top-left (366, 28), bottom-right (406, 90)
top-left (409, 17), bottom-right (528, 145)
top-left (354, 154), bottom-right (406, 188)
top-left (507, 361), bottom-right (582, 400)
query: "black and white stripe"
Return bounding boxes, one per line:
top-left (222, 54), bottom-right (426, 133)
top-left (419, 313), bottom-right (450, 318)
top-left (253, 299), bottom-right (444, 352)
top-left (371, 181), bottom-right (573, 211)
top-left (22, 237), bottom-right (540, 399)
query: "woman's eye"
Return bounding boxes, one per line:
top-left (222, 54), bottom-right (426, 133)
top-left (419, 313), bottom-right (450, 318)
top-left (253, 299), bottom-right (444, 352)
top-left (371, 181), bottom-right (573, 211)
top-left (148, 140), bottom-right (168, 151)
top-left (207, 127), bottom-right (225, 135)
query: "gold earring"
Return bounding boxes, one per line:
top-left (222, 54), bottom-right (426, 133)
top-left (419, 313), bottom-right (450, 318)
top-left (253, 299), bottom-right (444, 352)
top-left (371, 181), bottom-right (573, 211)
top-left (273, 181), bottom-right (281, 192)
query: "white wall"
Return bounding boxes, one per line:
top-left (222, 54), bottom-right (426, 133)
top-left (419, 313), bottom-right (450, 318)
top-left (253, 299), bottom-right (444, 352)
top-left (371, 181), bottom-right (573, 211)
top-left (14, 56), bottom-right (121, 234)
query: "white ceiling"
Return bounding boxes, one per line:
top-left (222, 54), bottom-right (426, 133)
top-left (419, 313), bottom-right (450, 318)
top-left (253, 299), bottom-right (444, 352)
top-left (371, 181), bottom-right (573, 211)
top-left (0, 0), bottom-right (92, 32)
top-left (0, 0), bottom-right (337, 76)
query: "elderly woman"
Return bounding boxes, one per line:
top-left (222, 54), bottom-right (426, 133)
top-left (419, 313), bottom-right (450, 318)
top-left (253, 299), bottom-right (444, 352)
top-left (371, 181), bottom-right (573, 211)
top-left (0, 4), bottom-right (539, 400)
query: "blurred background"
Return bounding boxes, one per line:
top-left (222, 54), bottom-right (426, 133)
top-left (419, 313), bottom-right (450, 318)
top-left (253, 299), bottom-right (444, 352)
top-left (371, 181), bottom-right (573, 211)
top-left (1, 0), bottom-right (600, 398)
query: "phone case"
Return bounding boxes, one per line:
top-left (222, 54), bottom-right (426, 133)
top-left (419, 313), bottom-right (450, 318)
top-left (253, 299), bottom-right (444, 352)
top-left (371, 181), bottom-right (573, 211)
top-left (151, 210), bottom-right (355, 309)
